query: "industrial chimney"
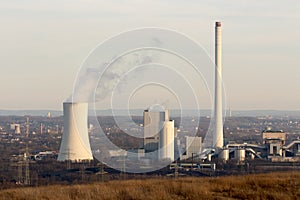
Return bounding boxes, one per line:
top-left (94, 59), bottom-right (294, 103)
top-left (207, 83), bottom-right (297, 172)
top-left (213, 21), bottom-right (224, 149)
top-left (57, 102), bottom-right (93, 161)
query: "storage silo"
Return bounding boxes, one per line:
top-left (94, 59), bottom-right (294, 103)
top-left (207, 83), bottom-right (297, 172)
top-left (57, 102), bottom-right (93, 161)
top-left (219, 148), bottom-right (229, 161)
top-left (234, 148), bottom-right (245, 162)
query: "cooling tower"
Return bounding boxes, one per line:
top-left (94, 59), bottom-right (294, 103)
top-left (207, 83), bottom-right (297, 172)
top-left (159, 120), bottom-right (175, 161)
top-left (57, 102), bottom-right (93, 161)
top-left (213, 21), bottom-right (224, 149)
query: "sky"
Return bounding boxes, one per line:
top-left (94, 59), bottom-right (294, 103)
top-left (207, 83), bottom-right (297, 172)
top-left (0, 0), bottom-right (299, 110)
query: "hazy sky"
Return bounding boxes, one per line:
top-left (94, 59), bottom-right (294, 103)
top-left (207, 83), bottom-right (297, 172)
top-left (0, 0), bottom-right (299, 110)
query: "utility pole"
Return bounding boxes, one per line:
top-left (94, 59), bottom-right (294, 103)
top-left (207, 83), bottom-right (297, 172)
top-left (26, 117), bottom-right (29, 137)
top-left (174, 161), bottom-right (178, 179)
top-left (40, 123), bottom-right (43, 134)
top-left (24, 146), bottom-right (30, 185)
top-left (80, 164), bottom-right (85, 182)
top-left (121, 157), bottom-right (126, 180)
top-left (17, 155), bottom-right (23, 184)
top-left (66, 148), bottom-right (74, 170)
top-left (100, 163), bottom-right (104, 182)
top-left (24, 116), bottom-right (30, 185)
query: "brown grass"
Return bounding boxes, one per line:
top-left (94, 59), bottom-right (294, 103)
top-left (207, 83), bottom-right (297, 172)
top-left (0, 172), bottom-right (299, 200)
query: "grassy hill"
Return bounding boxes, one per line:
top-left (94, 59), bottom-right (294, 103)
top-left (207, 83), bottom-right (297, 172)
top-left (0, 172), bottom-right (299, 200)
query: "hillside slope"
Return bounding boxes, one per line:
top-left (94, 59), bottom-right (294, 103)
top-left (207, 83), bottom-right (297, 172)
top-left (0, 172), bottom-right (299, 200)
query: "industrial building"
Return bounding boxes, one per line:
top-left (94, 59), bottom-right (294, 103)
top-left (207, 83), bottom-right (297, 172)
top-left (210, 128), bottom-right (300, 163)
top-left (181, 136), bottom-right (202, 160)
top-left (262, 129), bottom-right (286, 159)
top-left (143, 109), bottom-right (169, 153)
top-left (142, 109), bottom-right (176, 161)
top-left (10, 123), bottom-right (21, 134)
top-left (159, 120), bottom-right (175, 161)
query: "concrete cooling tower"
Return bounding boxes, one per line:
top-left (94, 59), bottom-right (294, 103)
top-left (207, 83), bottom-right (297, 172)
top-left (57, 102), bottom-right (93, 161)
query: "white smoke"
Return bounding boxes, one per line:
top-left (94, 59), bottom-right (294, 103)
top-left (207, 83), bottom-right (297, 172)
top-left (68, 50), bottom-right (158, 103)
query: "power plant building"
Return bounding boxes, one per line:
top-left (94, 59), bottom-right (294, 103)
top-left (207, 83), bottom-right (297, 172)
top-left (143, 109), bottom-right (169, 152)
top-left (185, 136), bottom-right (202, 158)
top-left (57, 102), bottom-right (93, 161)
top-left (10, 123), bottom-right (21, 134)
top-left (262, 129), bottom-right (286, 158)
top-left (159, 120), bottom-right (175, 161)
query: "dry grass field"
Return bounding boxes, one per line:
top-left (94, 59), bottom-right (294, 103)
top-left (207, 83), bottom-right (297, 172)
top-left (0, 171), bottom-right (299, 200)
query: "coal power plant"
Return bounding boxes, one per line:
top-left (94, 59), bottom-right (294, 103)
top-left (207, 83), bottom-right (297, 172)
top-left (2, 1), bottom-right (300, 198)
top-left (56, 22), bottom-right (226, 165)
top-left (54, 21), bottom-right (300, 172)
top-left (1, 21), bottom-right (300, 192)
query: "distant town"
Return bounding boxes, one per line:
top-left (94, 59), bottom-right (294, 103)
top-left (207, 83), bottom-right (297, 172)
top-left (1, 110), bottom-right (300, 189)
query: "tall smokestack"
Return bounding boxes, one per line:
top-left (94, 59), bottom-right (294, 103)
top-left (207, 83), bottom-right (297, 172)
top-left (213, 21), bottom-right (223, 149)
top-left (58, 102), bottom-right (93, 161)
